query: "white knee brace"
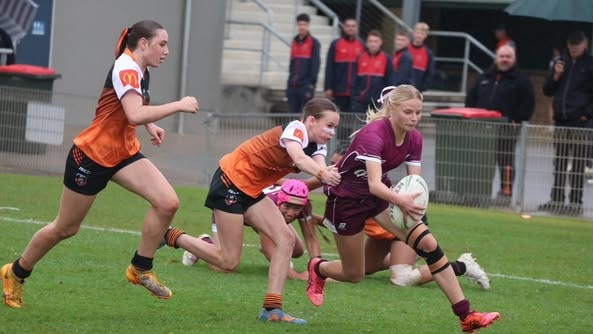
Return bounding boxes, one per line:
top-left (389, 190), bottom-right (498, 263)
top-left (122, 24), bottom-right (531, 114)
top-left (390, 264), bottom-right (422, 286)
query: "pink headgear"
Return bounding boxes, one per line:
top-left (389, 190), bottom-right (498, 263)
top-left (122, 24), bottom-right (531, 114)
top-left (276, 179), bottom-right (309, 206)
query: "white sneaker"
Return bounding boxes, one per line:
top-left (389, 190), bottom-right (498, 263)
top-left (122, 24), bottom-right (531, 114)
top-left (182, 251), bottom-right (198, 266)
top-left (458, 253), bottom-right (490, 290)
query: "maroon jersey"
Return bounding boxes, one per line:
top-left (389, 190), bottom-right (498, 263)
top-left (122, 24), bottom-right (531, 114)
top-left (327, 118), bottom-right (422, 198)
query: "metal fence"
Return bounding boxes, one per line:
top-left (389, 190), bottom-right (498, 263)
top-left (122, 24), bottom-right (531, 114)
top-left (1, 86), bottom-right (592, 220)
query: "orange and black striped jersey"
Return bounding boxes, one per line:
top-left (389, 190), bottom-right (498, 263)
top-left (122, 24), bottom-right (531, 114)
top-left (73, 49), bottom-right (150, 167)
top-left (219, 120), bottom-right (326, 198)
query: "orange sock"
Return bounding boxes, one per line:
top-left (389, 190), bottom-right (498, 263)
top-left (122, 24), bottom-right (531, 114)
top-left (263, 293), bottom-right (283, 310)
top-left (165, 227), bottom-right (185, 248)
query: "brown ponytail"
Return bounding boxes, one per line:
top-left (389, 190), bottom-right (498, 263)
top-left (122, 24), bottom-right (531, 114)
top-left (114, 21), bottom-right (165, 59)
top-left (114, 27), bottom-right (129, 59)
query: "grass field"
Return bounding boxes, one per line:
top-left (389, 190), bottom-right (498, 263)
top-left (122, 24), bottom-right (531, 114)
top-left (1, 173), bottom-right (592, 333)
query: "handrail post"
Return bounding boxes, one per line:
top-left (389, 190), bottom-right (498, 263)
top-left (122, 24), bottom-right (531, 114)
top-left (514, 121), bottom-right (529, 211)
top-left (461, 38), bottom-right (470, 94)
top-left (250, 0), bottom-right (274, 74)
top-left (259, 30), bottom-right (265, 85)
top-left (308, 0), bottom-right (341, 39)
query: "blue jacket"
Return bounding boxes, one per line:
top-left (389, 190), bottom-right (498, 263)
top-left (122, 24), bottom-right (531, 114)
top-left (407, 44), bottom-right (435, 91)
top-left (393, 47), bottom-right (414, 86)
top-left (324, 36), bottom-right (365, 96)
top-left (287, 33), bottom-right (321, 89)
top-left (350, 50), bottom-right (396, 114)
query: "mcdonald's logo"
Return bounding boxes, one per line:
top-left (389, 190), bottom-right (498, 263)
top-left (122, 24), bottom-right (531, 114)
top-left (119, 69), bottom-right (139, 89)
top-left (293, 128), bottom-right (304, 142)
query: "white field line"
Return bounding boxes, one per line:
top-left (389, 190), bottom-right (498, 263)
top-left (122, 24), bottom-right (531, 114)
top-left (2, 215), bottom-right (593, 290)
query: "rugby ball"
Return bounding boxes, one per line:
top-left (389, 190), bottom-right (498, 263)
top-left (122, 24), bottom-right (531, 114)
top-left (389, 175), bottom-right (429, 230)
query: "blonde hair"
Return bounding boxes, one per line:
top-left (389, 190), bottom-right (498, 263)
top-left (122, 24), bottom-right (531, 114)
top-left (414, 22), bottom-right (430, 32)
top-left (350, 85), bottom-right (423, 137)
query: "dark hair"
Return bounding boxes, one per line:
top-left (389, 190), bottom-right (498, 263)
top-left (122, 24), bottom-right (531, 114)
top-left (333, 144), bottom-right (348, 156)
top-left (296, 13), bottom-right (310, 23)
top-left (494, 24), bottom-right (508, 32)
top-left (302, 98), bottom-right (338, 120)
top-left (567, 30), bottom-right (586, 44)
top-left (367, 29), bottom-right (382, 39)
top-left (115, 20), bottom-right (164, 58)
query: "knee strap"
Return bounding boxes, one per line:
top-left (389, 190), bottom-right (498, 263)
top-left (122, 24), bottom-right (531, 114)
top-left (405, 224), bottom-right (449, 275)
top-left (425, 245), bottom-right (450, 275)
top-left (405, 223), bottom-right (430, 250)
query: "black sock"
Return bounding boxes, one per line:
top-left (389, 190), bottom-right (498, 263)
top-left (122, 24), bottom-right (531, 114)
top-left (131, 251), bottom-right (153, 271)
top-left (450, 260), bottom-right (467, 276)
top-left (12, 259), bottom-right (31, 280)
top-left (314, 259), bottom-right (328, 279)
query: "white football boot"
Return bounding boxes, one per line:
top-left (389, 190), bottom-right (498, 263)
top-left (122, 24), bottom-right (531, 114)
top-left (458, 253), bottom-right (490, 290)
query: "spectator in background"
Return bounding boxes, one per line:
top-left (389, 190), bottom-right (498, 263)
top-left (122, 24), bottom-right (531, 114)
top-left (324, 18), bottom-right (364, 113)
top-left (494, 24), bottom-right (516, 51)
top-left (540, 31), bottom-right (593, 216)
top-left (351, 30), bottom-right (396, 115)
top-left (465, 45), bottom-right (535, 201)
top-left (324, 18), bottom-right (365, 145)
top-left (287, 13), bottom-right (321, 114)
top-left (408, 22), bottom-right (435, 92)
top-left (392, 30), bottom-right (414, 85)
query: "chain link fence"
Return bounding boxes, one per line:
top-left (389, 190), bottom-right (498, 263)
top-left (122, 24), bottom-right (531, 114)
top-left (1, 85), bottom-right (592, 219)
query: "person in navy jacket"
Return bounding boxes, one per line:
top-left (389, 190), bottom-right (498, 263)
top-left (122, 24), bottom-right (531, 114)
top-left (408, 22), bottom-right (435, 92)
top-left (324, 18), bottom-right (365, 114)
top-left (539, 31), bottom-right (593, 215)
top-left (286, 13), bottom-right (321, 114)
top-left (350, 30), bottom-right (396, 115)
top-left (392, 30), bottom-right (414, 86)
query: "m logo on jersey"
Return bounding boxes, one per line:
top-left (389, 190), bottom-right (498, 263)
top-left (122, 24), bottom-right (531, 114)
top-left (119, 69), bottom-right (139, 89)
top-left (293, 129), bottom-right (304, 142)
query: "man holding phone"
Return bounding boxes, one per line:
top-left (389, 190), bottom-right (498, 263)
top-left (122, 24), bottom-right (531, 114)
top-left (540, 31), bottom-right (593, 215)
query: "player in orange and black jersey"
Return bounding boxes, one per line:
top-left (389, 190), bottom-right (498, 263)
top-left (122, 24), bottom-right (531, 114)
top-left (164, 97), bottom-right (341, 325)
top-left (1, 20), bottom-right (199, 309)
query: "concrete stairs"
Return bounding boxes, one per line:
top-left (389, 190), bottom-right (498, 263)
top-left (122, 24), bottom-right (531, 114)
top-left (223, 0), bottom-right (337, 90)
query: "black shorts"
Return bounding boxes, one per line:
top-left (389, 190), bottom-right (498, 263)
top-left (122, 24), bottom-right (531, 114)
top-left (63, 145), bottom-right (145, 196)
top-left (204, 167), bottom-right (266, 214)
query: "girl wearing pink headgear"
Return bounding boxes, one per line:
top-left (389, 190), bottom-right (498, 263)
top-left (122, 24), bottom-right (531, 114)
top-left (183, 179), bottom-right (322, 281)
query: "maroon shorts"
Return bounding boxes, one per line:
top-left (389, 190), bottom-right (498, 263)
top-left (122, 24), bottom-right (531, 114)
top-left (323, 195), bottom-right (389, 236)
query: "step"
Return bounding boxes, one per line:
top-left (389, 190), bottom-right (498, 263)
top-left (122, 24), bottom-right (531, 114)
top-left (225, 21), bottom-right (336, 37)
top-left (228, 1), bottom-right (316, 15)
top-left (226, 29), bottom-right (335, 44)
top-left (229, 2), bottom-right (318, 16)
top-left (222, 57), bottom-right (326, 73)
top-left (231, 11), bottom-right (329, 26)
top-left (221, 69), bottom-right (325, 92)
top-left (223, 38), bottom-right (333, 54)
